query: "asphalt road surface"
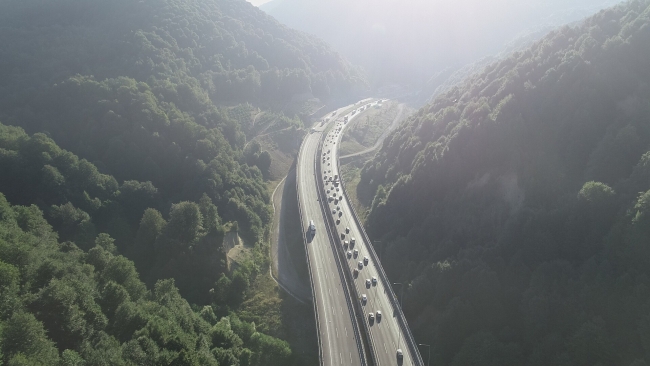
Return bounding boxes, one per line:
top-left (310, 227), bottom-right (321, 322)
top-left (322, 102), bottom-right (416, 366)
top-left (297, 103), bottom-right (366, 366)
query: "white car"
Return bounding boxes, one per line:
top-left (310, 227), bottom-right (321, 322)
top-left (361, 294), bottom-right (367, 304)
top-left (347, 250), bottom-right (352, 258)
top-left (365, 279), bottom-right (371, 287)
top-left (363, 256), bottom-right (369, 265)
top-left (368, 312), bottom-right (375, 321)
top-left (376, 310), bottom-right (382, 320)
top-left (353, 249), bottom-right (358, 257)
top-left (345, 227), bottom-right (350, 233)
top-left (372, 276), bottom-right (377, 285)
top-left (358, 261), bottom-right (363, 269)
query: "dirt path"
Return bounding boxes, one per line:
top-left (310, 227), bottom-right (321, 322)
top-left (269, 167), bottom-right (312, 303)
top-left (340, 103), bottom-right (406, 159)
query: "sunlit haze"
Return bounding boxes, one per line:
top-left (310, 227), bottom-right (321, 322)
top-left (247, 0), bottom-right (273, 6)
top-left (261, 0), bottom-right (622, 87)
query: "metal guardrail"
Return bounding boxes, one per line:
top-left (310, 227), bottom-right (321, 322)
top-left (335, 108), bottom-right (425, 366)
top-left (295, 138), bottom-right (324, 366)
top-left (315, 135), bottom-right (373, 366)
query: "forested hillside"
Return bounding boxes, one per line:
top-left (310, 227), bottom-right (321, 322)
top-left (0, 194), bottom-right (291, 365)
top-left (0, 0), bottom-right (362, 108)
top-left (0, 0), bottom-right (351, 363)
top-left (358, 0), bottom-right (650, 364)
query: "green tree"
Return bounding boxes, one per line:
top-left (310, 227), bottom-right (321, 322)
top-left (167, 202), bottom-right (203, 244)
top-left (1, 311), bottom-right (59, 365)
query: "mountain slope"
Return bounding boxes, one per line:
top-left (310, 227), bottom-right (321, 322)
top-left (358, 1), bottom-right (650, 364)
top-left (0, 0), bottom-right (364, 254)
top-left (0, 0), bottom-right (362, 108)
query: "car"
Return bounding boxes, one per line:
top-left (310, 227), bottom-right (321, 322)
top-left (361, 294), bottom-right (367, 304)
top-left (339, 196), bottom-right (343, 201)
top-left (347, 250), bottom-right (352, 258)
top-left (332, 209), bottom-right (336, 214)
top-left (338, 211), bottom-right (343, 217)
top-left (353, 249), bottom-right (358, 257)
top-left (372, 276), bottom-right (377, 285)
top-left (327, 189), bottom-right (330, 194)
top-left (353, 268), bottom-right (359, 277)
top-left (358, 261), bottom-right (363, 269)
top-left (336, 218), bottom-right (341, 225)
top-left (365, 279), bottom-right (371, 287)
top-left (397, 349), bottom-right (403, 360)
top-left (350, 238), bottom-right (356, 246)
top-left (363, 256), bottom-right (369, 265)
top-left (335, 187), bottom-right (339, 191)
top-left (345, 227), bottom-right (350, 233)
top-left (341, 233), bottom-right (345, 240)
top-left (334, 199), bottom-right (338, 205)
top-left (368, 312), bottom-right (375, 321)
top-left (376, 310), bottom-right (382, 320)
top-left (343, 240), bottom-right (349, 248)
top-left (328, 163), bottom-right (330, 166)
top-left (337, 205), bottom-right (341, 211)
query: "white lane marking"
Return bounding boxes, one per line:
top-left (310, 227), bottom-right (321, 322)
top-left (340, 353), bottom-right (343, 365)
top-left (384, 342), bottom-right (388, 354)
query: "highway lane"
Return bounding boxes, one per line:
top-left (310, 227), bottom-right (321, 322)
top-left (321, 102), bottom-right (418, 366)
top-left (297, 104), bottom-right (365, 366)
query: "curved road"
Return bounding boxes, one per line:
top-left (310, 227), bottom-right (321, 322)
top-left (298, 100), bottom-right (422, 366)
top-left (321, 103), bottom-right (417, 366)
top-left (297, 104), bottom-right (366, 366)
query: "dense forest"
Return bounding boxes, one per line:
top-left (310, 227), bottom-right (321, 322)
top-left (358, 0), bottom-right (650, 364)
top-left (0, 194), bottom-right (291, 365)
top-left (0, 0), bottom-right (356, 363)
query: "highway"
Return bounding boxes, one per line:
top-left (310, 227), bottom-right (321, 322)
top-left (298, 100), bottom-right (422, 366)
top-left (297, 103), bottom-right (366, 366)
top-left (321, 102), bottom-right (417, 366)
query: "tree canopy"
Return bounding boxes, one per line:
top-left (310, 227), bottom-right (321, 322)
top-left (358, 1), bottom-right (650, 364)
top-left (0, 194), bottom-right (292, 365)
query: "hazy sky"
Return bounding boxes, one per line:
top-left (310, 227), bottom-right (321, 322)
top-left (247, 0), bottom-right (272, 6)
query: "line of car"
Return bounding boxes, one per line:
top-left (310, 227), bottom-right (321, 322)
top-left (323, 113), bottom-right (383, 329)
top-left (318, 103), bottom-right (405, 363)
